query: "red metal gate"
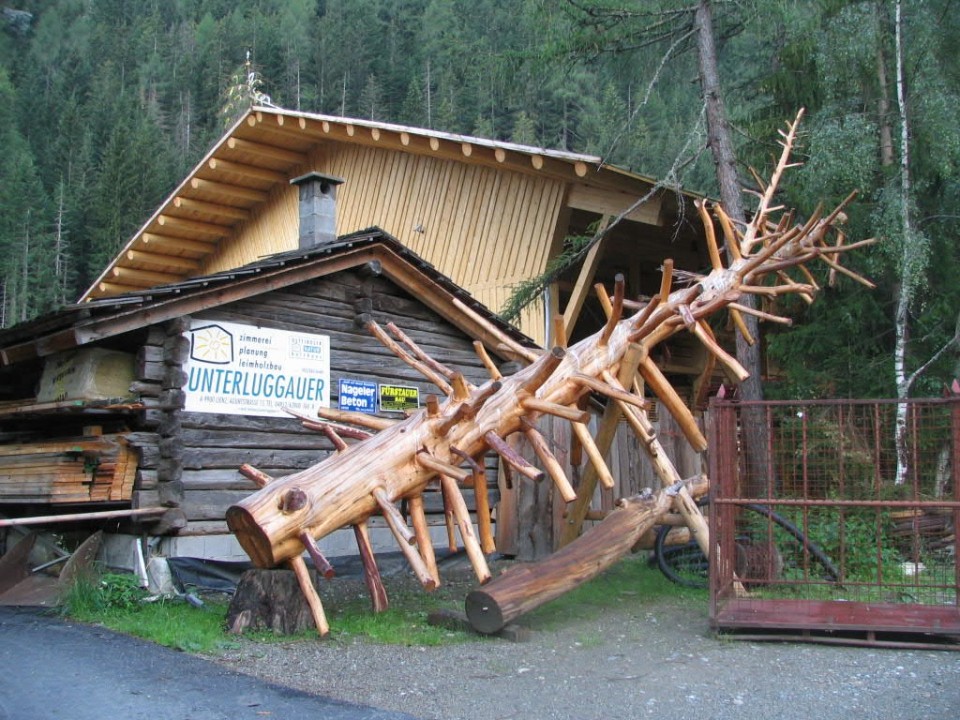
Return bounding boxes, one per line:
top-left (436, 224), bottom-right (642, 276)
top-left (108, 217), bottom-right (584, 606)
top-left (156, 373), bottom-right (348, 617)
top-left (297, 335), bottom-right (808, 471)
top-left (708, 397), bottom-right (960, 649)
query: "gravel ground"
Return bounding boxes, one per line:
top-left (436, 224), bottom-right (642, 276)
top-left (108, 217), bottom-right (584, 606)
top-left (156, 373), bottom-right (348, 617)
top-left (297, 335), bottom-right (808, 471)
top-left (208, 561), bottom-right (960, 720)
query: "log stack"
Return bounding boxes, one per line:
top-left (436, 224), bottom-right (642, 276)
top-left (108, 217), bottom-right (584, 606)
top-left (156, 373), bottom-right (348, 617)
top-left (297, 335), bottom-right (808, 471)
top-left (0, 434), bottom-right (137, 504)
top-left (226, 113), bottom-right (873, 635)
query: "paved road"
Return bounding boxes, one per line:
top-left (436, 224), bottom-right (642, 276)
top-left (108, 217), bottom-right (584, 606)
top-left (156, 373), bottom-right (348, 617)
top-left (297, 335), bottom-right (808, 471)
top-left (0, 607), bottom-right (417, 720)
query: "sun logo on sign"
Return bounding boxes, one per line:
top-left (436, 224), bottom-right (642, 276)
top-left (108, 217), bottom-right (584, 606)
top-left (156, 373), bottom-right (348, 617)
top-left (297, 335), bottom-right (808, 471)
top-left (189, 324), bottom-right (234, 365)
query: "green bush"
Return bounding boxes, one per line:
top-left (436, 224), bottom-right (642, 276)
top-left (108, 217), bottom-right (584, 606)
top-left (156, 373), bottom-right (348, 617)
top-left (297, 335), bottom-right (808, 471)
top-left (62, 571), bottom-right (147, 618)
top-left (774, 507), bottom-right (903, 582)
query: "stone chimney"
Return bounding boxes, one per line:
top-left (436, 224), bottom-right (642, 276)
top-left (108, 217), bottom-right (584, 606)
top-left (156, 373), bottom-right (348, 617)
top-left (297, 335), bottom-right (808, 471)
top-left (290, 172), bottom-right (345, 249)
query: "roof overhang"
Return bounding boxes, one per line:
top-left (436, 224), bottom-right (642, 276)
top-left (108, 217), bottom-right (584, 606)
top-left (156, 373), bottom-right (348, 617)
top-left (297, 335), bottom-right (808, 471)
top-left (10, 232), bottom-right (538, 368)
top-left (82, 107), bottom-right (707, 303)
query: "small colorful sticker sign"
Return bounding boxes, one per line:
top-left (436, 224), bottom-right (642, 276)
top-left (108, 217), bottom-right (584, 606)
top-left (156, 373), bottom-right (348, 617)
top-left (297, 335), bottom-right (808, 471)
top-left (338, 378), bottom-right (378, 414)
top-left (378, 384), bottom-right (420, 413)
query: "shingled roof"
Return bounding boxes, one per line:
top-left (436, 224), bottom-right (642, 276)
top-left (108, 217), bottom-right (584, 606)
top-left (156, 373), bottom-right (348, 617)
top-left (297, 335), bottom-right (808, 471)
top-left (1, 228), bottom-right (537, 368)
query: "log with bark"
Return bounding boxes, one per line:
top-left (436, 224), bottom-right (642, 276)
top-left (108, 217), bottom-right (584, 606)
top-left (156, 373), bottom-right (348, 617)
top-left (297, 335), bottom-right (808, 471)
top-left (226, 113), bottom-right (873, 636)
top-left (466, 483), bottom-right (679, 634)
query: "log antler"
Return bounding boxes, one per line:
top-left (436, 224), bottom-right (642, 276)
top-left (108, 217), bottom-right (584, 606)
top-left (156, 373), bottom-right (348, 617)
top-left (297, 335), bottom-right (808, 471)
top-left (226, 112), bottom-right (872, 635)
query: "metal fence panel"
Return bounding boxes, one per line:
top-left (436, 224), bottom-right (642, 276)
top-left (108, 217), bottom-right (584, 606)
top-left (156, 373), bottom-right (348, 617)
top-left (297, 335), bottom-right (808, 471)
top-left (709, 397), bottom-right (960, 648)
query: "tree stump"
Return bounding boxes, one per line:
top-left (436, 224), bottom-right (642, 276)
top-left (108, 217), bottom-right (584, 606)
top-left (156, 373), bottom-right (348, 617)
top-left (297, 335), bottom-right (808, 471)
top-left (226, 568), bottom-right (325, 635)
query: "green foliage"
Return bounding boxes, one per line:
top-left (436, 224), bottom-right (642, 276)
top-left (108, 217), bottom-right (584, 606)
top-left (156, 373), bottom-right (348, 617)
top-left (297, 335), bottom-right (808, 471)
top-left (106, 600), bottom-right (234, 653)
top-left (0, 0), bottom-right (955, 400)
top-left (774, 507), bottom-right (904, 583)
top-left (62, 572), bottom-right (148, 617)
top-left (499, 231), bottom-right (594, 323)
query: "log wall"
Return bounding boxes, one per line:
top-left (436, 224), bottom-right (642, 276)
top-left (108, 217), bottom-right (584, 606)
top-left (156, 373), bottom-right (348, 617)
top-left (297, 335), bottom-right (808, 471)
top-left (497, 404), bottom-right (703, 561)
top-left (160, 268), bottom-right (502, 536)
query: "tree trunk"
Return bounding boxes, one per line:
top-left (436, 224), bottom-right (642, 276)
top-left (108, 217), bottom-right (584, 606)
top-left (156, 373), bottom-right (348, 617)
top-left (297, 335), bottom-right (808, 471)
top-left (227, 568), bottom-right (325, 635)
top-left (695, 0), bottom-right (769, 497)
top-left (893, 0), bottom-right (916, 485)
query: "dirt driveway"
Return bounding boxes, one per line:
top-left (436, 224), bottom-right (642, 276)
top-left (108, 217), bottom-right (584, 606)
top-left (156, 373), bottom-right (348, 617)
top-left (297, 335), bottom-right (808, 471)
top-left (211, 566), bottom-right (960, 720)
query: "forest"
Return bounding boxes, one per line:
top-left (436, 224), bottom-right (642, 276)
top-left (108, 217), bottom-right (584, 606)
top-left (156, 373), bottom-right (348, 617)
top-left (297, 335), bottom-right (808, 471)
top-left (0, 0), bottom-right (956, 401)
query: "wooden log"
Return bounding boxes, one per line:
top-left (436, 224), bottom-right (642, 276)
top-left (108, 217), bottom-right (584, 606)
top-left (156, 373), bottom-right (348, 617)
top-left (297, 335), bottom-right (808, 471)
top-left (387, 322), bottom-right (458, 381)
top-left (416, 451), bottom-right (471, 483)
top-left (452, 448), bottom-right (496, 554)
top-left (519, 397), bottom-right (590, 424)
top-left (288, 556), bottom-right (329, 637)
top-left (570, 422), bottom-right (615, 490)
top-left (316, 407), bottom-right (396, 431)
top-left (366, 319), bottom-right (453, 395)
top-left (472, 341), bottom-right (503, 380)
top-left (408, 494), bottom-right (440, 586)
top-left (440, 475), bottom-right (491, 584)
top-left (353, 521), bottom-right (388, 612)
top-left (0, 507), bottom-right (166, 528)
top-left (484, 431), bottom-right (544, 482)
top-left (298, 531), bottom-right (335, 579)
top-left (373, 488), bottom-right (436, 590)
top-left (520, 419), bottom-right (577, 503)
top-left (465, 487), bottom-right (674, 634)
top-left (373, 487), bottom-right (414, 545)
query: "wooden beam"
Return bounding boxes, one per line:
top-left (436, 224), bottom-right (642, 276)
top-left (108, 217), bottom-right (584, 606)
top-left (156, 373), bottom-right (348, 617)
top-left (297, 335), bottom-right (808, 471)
top-left (173, 196), bottom-right (250, 222)
top-left (97, 281), bottom-right (142, 295)
top-left (567, 184), bottom-right (663, 226)
top-left (559, 342), bottom-right (646, 546)
top-left (562, 216), bottom-right (610, 337)
top-left (111, 266), bottom-right (182, 286)
top-left (141, 233), bottom-right (218, 255)
top-left (298, 114), bottom-right (592, 183)
top-left (0, 506), bottom-right (165, 528)
top-left (157, 214), bottom-right (231, 238)
top-left (208, 157), bottom-right (289, 184)
top-left (288, 555), bottom-right (329, 636)
top-left (189, 178), bottom-right (268, 203)
top-left (125, 249), bottom-right (201, 272)
top-left (227, 136), bottom-right (304, 164)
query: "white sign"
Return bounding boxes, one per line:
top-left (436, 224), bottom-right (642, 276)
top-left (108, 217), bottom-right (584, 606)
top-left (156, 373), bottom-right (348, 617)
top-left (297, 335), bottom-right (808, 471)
top-left (183, 320), bottom-right (330, 418)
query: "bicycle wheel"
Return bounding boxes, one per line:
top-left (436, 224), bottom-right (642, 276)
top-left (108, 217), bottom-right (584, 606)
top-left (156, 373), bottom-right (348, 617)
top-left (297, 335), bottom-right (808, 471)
top-left (654, 501), bottom-right (839, 588)
top-left (654, 526), bottom-right (710, 588)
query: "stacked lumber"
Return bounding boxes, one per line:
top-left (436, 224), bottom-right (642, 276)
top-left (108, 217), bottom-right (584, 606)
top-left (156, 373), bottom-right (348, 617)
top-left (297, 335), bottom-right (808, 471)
top-left (890, 509), bottom-right (955, 555)
top-left (0, 435), bottom-right (138, 504)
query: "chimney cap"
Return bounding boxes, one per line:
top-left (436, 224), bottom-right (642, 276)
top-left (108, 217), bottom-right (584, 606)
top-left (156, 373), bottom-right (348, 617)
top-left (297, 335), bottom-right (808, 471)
top-left (290, 171), bottom-right (345, 188)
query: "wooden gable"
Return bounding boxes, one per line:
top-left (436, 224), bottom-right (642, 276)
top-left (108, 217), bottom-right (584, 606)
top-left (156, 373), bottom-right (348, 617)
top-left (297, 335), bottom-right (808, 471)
top-left (82, 108), bottom-right (711, 347)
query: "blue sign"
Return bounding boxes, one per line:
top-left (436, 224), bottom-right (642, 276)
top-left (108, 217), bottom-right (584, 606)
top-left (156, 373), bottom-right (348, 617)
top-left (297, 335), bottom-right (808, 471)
top-left (338, 378), bottom-right (378, 414)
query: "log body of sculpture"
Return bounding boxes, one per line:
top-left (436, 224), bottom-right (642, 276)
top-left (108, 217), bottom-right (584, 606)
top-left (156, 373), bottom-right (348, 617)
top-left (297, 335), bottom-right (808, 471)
top-left (226, 112), bottom-right (873, 634)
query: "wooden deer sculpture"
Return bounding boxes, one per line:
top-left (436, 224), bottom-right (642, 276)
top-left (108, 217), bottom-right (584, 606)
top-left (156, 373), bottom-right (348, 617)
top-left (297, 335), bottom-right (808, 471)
top-left (226, 112), bottom-right (874, 635)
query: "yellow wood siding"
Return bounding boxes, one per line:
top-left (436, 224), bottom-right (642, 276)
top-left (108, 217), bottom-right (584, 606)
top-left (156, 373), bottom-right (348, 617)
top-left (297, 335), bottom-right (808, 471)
top-left (203, 144), bottom-right (565, 345)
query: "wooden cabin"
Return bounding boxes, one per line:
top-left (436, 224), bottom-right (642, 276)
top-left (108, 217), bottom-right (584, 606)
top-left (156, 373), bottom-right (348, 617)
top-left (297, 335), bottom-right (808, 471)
top-left (83, 107), bottom-right (714, 385)
top-left (0, 111), bottom-right (717, 580)
top-left (0, 229), bottom-right (540, 566)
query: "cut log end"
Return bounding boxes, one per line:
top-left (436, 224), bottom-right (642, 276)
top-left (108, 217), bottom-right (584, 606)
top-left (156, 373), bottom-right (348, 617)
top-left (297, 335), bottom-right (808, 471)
top-left (225, 505), bottom-right (276, 568)
top-left (464, 589), bottom-right (506, 635)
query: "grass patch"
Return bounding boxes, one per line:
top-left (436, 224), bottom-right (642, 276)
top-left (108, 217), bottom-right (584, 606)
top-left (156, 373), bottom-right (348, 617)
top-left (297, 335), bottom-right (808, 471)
top-left (61, 573), bottom-right (234, 654)
top-left (522, 554), bottom-right (708, 630)
top-left (327, 582), bottom-right (476, 646)
top-left (59, 556), bottom-right (704, 651)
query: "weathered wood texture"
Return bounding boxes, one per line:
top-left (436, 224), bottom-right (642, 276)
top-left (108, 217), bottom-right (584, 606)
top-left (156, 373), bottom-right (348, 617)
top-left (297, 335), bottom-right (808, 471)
top-left (226, 568), bottom-right (328, 635)
top-left (466, 488), bottom-right (674, 633)
top-left (169, 270), bottom-right (503, 529)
